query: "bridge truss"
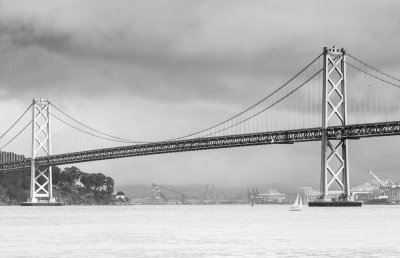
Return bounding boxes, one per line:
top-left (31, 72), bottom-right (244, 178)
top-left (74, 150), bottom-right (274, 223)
top-left (1, 121), bottom-right (400, 171)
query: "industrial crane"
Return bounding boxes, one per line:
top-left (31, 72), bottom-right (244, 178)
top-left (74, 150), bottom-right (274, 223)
top-left (151, 183), bottom-right (188, 204)
top-left (151, 183), bottom-right (168, 202)
top-left (247, 188), bottom-right (262, 204)
top-left (367, 170), bottom-right (395, 202)
top-left (369, 170), bottom-right (392, 187)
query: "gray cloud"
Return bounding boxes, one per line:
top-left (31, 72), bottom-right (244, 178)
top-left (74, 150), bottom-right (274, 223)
top-left (0, 19), bottom-right (312, 105)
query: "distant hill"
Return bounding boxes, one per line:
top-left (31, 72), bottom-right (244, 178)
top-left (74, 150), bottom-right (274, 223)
top-left (117, 182), bottom-right (309, 202)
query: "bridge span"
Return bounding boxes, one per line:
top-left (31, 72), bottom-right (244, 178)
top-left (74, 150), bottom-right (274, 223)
top-left (1, 120), bottom-right (400, 171)
top-left (1, 46), bottom-right (400, 205)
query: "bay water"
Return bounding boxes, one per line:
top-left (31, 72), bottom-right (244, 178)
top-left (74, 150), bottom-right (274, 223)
top-left (1, 205), bottom-right (400, 257)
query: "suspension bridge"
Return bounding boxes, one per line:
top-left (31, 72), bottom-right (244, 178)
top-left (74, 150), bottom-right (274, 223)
top-left (1, 46), bottom-right (400, 205)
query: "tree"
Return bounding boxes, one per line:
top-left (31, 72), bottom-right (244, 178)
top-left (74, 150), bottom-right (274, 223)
top-left (105, 177), bottom-right (114, 194)
top-left (95, 173), bottom-right (106, 191)
top-left (52, 166), bottom-right (61, 185)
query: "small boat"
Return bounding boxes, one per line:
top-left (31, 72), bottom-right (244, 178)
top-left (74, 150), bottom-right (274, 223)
top-left (289, 193), bottom-right (303, 211)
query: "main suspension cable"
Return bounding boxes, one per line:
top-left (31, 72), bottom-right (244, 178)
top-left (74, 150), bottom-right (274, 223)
top-left (345, 61), bottom-right (400, 89)
top-left (50, 102), bottom-right (148, 144)
top-left (50, 112), bottom-right (146, 144)
top-left (166, 52), bottom-right (323, 141)
top-left (347, 53), bottom-right (400, 83)
top-left (0, 103), bottom-right (33, 140)
top-left (49, 53), bottom-right (322, 144)
top-left (0, 120), bottom-right (32, 150)
top-left (201, 68), bottom-right (323, 138)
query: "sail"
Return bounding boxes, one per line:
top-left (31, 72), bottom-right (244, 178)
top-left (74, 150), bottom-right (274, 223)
top-left (294, 194), bottom-right (299, 206)
top-left (289, 193), bottom-right (302, 211)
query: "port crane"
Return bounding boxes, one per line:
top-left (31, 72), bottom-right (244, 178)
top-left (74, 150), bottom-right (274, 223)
top-left (369, 170), bottom-right (393, 187)
top-left (151, 183), bottom-right (168, 202)
top-left (151, 183), bottom-right (188, 204)
top-left (247, 188), bottom-right (261, 204)
top-left (351, 170), bottom-right (399, 203)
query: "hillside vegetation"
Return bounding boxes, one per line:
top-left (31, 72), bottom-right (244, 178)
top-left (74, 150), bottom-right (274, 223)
top-left (0, 166), bottom-right (117, 205)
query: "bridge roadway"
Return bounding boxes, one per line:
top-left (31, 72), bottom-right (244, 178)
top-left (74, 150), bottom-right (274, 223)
top-left (1, 121), bottom-right (400, 171)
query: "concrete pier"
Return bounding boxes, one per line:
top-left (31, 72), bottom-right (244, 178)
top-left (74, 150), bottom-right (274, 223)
top-left (308, 201), bottom-right (362, 207)
top-left (21, 202), bottom-right (61, 206)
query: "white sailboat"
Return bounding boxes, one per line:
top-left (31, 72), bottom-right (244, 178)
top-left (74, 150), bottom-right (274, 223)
top-left (289, 193), bottom-right (303, 211)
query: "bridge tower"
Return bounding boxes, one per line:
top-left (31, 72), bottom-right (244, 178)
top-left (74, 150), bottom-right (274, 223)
top-left (24, 98), bottom-right (59, 205)
top-left (320, 46), bottom-right (350, 201)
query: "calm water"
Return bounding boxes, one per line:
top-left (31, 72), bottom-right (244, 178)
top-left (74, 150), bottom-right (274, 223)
top-left (1, 205), bottom-right (400, 257)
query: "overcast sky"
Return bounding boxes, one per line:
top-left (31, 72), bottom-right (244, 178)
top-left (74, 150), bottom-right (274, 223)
top-left (1, 0), bottom-right (400, 189)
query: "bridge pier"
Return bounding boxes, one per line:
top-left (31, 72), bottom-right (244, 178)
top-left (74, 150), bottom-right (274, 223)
top-left (22, 98), bottom-right (60, 206)
top-left (310, 46), bottom-right (361, 207)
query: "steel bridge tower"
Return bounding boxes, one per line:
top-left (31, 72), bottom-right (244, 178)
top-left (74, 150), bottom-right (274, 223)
top-left (320, 46), bottom-right (350, 201)
top-left (25, 98), bottom-right (59, 205)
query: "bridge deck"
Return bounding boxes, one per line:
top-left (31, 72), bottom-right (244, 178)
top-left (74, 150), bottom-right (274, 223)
top-left (1, 121), bottom-right (400, 171)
